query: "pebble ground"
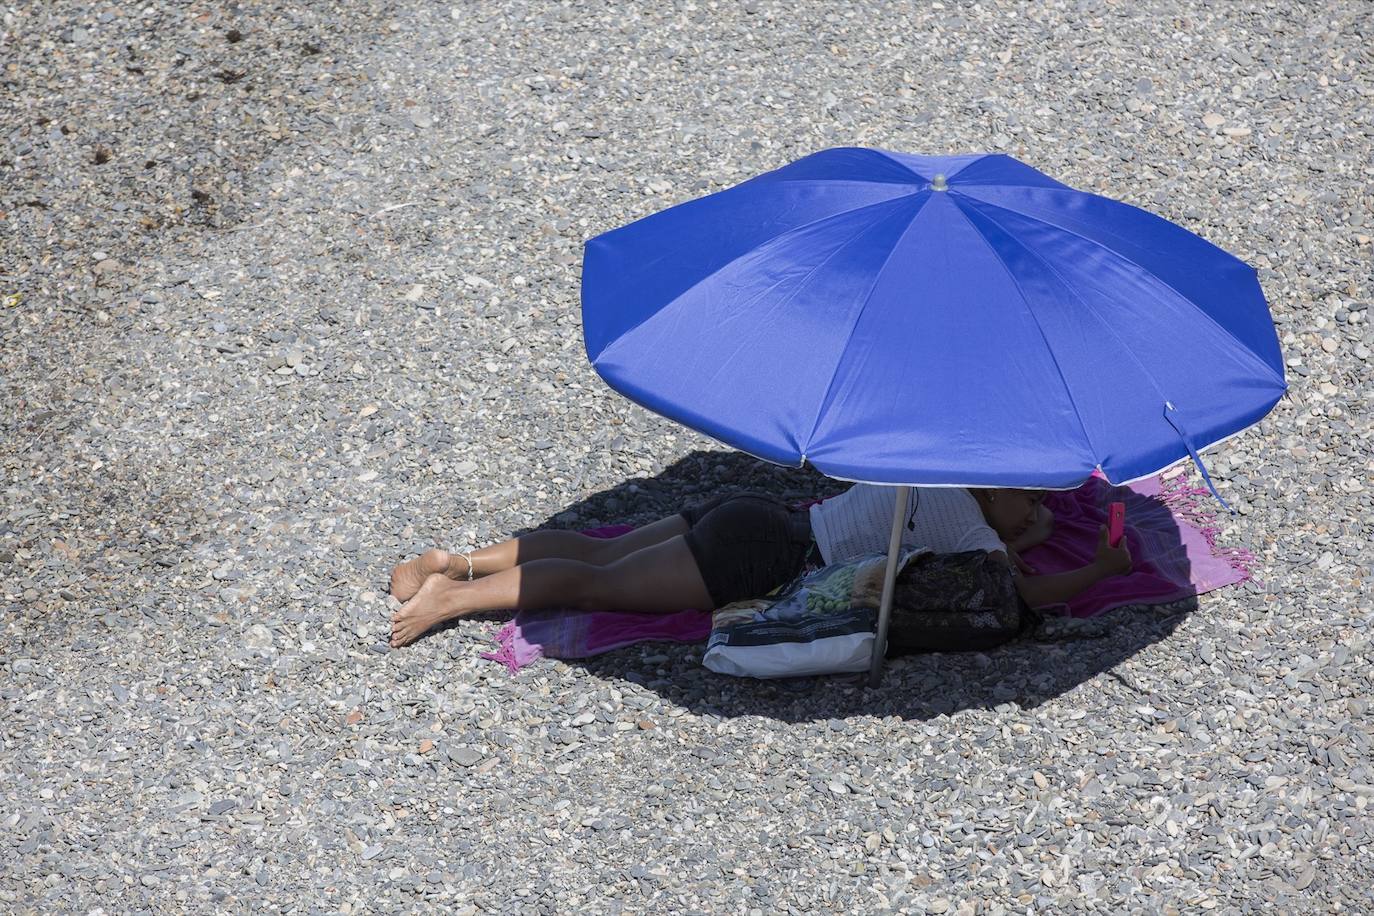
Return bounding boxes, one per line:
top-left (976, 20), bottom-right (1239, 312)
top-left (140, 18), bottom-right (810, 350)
top-left (2, 1), bottom-right (1371, 912)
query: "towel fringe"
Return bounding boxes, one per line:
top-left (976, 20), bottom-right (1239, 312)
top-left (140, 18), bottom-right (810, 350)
top-left (1154, 473), bottom-right (1261, 588)
top-left (479, 620), bottom-right (538, 675)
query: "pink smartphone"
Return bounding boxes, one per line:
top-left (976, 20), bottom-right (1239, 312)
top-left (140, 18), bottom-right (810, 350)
top-left (1108, 502), bottom-right (1125, 548)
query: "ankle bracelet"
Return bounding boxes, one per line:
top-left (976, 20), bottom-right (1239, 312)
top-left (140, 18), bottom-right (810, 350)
top-left (458, 552), bottom-right (475, 580)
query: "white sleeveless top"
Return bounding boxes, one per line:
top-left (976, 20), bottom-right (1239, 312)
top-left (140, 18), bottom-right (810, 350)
top-left (808, 484), bottom-right (1006, 565)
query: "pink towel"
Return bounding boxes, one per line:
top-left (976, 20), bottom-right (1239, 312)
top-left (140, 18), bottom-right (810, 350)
top-left (481, 473), bottom-right (1257, 672)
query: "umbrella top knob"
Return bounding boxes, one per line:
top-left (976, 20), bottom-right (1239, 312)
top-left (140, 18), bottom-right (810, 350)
top-left (931, 173), bottom-right (948, 191)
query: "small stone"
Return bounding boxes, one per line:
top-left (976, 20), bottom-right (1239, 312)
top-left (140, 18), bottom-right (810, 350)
top-left (637, 719), bottom-right (655, 730)
top-left (419, 739), bottom-right (435, 754)
top-left (243, 624), bottom-right (273, 648)
top-left (448, 746), bottom-right (483, 767)
top-left (1202, 112), bottom-right (1225, 129)
top-left (346, 709), bottom-right (363, 726)
top-left (208, 799), bottom-right (237, 816)
top-left (361, 845), bottom-right (384, 861)
top-left (1033, 771), bottom-right (1048, 789)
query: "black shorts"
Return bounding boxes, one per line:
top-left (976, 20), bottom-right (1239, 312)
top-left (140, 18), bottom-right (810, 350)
top-left (679, 492), bottom-right (815, 608)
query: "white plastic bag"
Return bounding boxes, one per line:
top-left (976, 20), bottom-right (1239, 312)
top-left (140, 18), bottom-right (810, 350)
top-left (702, 609), bottom-right (875, 678)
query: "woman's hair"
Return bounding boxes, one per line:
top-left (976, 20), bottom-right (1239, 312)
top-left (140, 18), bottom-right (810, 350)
top-left (973, 487), bottom-right (1047, 501)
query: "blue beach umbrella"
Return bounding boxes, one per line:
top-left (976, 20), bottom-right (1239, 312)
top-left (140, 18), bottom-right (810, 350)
top-left (580, 148), bottom-right (1287, 683)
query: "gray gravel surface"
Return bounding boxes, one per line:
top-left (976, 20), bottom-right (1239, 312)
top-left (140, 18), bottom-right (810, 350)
top-left (3, 0), bottom-right (1372, 912)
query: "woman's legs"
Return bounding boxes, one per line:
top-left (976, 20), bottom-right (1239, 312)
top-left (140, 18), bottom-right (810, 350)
top-left (389, 514), bottom-right (691, 600)
top-left (389, 535), bottom-right (714, 647)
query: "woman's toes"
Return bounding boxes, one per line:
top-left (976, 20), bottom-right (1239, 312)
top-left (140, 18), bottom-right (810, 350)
top-left (388, 573), bottom-right (460, 649)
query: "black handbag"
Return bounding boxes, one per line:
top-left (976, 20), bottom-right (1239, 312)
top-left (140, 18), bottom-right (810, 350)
top-left (884, 550), bottom-right (1043, 655)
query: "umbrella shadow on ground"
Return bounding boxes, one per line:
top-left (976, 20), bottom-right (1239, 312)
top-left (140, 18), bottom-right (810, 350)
top-left (572, 595), bottom-right (1198, 724)
top-left (461, 450), bottom-right (1201, 723)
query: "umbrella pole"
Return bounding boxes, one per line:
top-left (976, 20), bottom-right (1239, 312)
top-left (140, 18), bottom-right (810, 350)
top-left (868, 485), bottom-right (910, 687)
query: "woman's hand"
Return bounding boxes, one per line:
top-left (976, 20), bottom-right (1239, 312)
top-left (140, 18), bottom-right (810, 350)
top-left (1093, 524), bottom-right (1133, 578)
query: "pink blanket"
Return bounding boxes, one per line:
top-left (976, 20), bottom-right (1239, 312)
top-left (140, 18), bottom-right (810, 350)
top-left (1023, 470), bottom-right (1256, 618)
top-left (481, 472), bottom-right (1257, 673)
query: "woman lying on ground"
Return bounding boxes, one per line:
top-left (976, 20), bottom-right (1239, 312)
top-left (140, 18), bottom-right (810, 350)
top-left (389, 483), bottom-right (1133, 648)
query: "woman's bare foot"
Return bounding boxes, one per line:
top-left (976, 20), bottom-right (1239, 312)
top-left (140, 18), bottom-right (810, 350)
top-left (391, 573), bottom-right (468, 648)
top-left (390, 548), bottom-right (451, 602)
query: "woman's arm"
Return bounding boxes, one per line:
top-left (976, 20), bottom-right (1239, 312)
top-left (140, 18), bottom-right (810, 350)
top-left (1014, 564), bottom-right (1111, 609)
top-left (991, 524), bottom-right (1132, 609)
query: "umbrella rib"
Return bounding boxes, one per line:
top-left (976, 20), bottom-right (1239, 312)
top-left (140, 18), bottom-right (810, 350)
top-left (764, 177), bottom-right (925, 189)
top-left (798, 196), bottom-right (931, 454)
top-left (960, 196), bottom-right (1178, 408)
top-left (590, 193), bottom-right (922, 364)
top-left (945, 197), bottom-right (1102, 465)
top-left (696, 218), bottom-right (892, 397)
top-left (952, 188), bottom-right (1286, 388)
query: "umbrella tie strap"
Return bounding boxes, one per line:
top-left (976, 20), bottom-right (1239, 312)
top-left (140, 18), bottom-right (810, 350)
top-left (1163, 401), bottom-right (1234, 515)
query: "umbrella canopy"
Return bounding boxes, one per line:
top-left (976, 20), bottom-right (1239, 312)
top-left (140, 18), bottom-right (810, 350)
top-left (581, 148), bottom-right (1287, 504)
